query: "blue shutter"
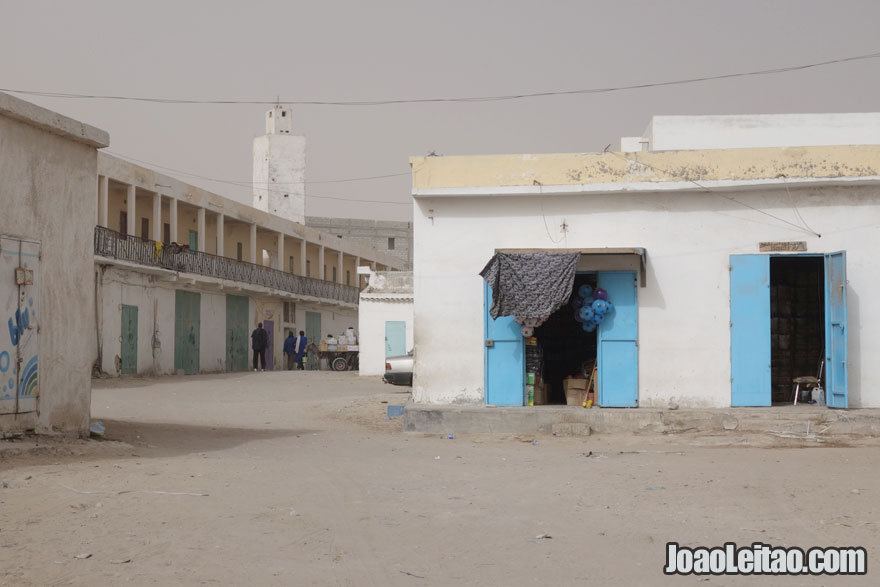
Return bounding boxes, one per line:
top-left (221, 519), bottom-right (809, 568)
top-left (824, 251), bottom-right (848, 408)
top-left (730, 255), bottom-right (771, 406)
top-left (597, 271), bottom-right (638, 407)
top-left (484, 283), bottom-right (524, 406)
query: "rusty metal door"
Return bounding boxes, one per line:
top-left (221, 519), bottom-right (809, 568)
top-left (0, 236), bottom-right (40, 415)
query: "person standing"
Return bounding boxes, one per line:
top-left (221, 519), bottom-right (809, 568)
top-left (251, 322), bottom-right (268, 372)
top-left (283, 331), bottom-right (296, 370)
top-left (293, 330), bottom-right (308, 370)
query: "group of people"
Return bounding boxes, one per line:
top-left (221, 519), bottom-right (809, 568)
top-left (250, 322), bottom-right (308, 371)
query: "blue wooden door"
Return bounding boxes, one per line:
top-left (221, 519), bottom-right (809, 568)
top-left (385, 321), bottom-right (406, 357)
top-left (597, 271), bottom-right (638, 407)
top-left (484, 283), bottom-right (524, 406)
top-left (730, 255), bottom-right (771, 406)
top-left (824, 251), bottom-right (848, 408)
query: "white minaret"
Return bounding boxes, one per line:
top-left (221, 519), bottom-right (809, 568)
top-left (253, 104), bottom-right (306, 223)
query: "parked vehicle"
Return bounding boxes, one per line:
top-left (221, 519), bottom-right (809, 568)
top-left (384, 351), bottom-right (413, 386)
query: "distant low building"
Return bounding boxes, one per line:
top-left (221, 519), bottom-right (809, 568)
top-left (358, 271), bottom-right (413, 377)
top-left (306, 217), bottom-right (412, 270)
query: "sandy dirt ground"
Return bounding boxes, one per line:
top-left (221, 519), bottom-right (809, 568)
top-left (1, 371), bottom-right (878, 586)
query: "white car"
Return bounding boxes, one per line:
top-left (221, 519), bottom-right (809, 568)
top-left (383, 351), bottom-right (413, 386)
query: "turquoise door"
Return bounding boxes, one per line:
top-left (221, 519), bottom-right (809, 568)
top-left (385, 321), bottom-right (406, 357)
top-left (225, 295), bottom-right (248, 372)
top-left (121, 305), bottom-right (138, 374)
top-left (730, 255), bottom-right (771, 406)
top-left (484, 283), bottom-right (524, 406)
top-left (189, 230), bottom-right (198, 251)
top-left (824, 252), bottom-right (848, 408)
top-left (174, 290), bottom-right (201, 375)
top-left (597, 271), bottom-right (639, 407)
top-left (305, 311), bottom-right (321, 347)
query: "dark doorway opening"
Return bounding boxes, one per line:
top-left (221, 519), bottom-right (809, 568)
top-left (533, 274), bottom-right (597, 405)
top-left (770, 256), bottom-right (825, 404)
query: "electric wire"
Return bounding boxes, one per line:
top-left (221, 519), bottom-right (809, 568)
top-left (105, 150), bottom-right (410, 185)
top-left (4, 49), bottom-right (880, 107)
top-left (606, 151), bottom-right (822, 237)
top-left (105, 151), bottom-right (413, 206)
top-left (781, 174), bottom-right (821, 237)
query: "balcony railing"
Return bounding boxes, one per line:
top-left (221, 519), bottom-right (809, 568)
top-left (95, 226), bottom-right (360, 305)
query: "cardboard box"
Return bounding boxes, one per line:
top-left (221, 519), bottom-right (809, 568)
top-left (563, 378), bottom-right (587, 406)
top-left (563, 379), bottom-right (588, 392)
top-left (534, 383), bottom-right (547, 406)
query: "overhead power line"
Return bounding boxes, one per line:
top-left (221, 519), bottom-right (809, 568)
top-left (106, 150), bottom-right (413, 206)
top-left (4, 50), bottom-right (880, 107)
top-left (105, 150), bottom-right (410, 185)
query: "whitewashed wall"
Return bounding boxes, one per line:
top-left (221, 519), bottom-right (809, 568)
top-left (99, 268), bottom-right (174, 375)
top-left (412, 184), bottom-right (880, 408)
top-left (358, 300), bottom-right (414, 376)
top-left (200, 292), bottom-right (227, 373)
top-left (0, 93), bottom-right (107, 435)
top-left (646, 114), bottom-right (880, 151)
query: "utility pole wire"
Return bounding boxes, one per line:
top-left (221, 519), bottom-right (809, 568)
top-left (3, 49), bottom-right (879, 107)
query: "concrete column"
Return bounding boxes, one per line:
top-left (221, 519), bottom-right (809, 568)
top-left (216, 213), bottom-right (224, 257)
top-left (371, 260), bottom-right (376, 270)
top-left (276, 232), bottom-right (285, 270)
top-left (169, 198), bottom-right (178, 243)
top-left (126, 184), bottom-right (136, 236)
top-left (152, 192), bottom-right (162, 241)
top-left (197, 208), bottom-right (206, 252)
top-left (299, 240), bottom-right (307, 277)
top-left (98, 175), bottom-right (108, 227)
top-left (337, 250), bottom-right (344, 283)
top-left (249, 224), bottom-right (257, 264)
top-left (318, 246), bottom-right (325, 280)
top-left (355, 256), bottom-right (361, 287)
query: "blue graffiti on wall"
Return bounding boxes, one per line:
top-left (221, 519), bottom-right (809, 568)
top-left (3, 307), bottom-right (38, 402)
top-left (8, 308), bottom-right (29, 346)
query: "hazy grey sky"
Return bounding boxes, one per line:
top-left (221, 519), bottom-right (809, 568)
top-left (3, 0), bottom-right (879, 221)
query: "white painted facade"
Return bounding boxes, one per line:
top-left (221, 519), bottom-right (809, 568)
top-left (411, 182), bottom-right (880, 409)
top-left (358, 271), bottom-right (414, 376)
top-left (0, 92), bottom-right (109, 436)
top-left (253, 105), bottom-right (306, 224)
top-left (639, 113), bottom-right (880, 152)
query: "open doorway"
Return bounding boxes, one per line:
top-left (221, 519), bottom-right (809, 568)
top-left (532, 274), bottom-right (597, 404)
top-left (770, 256), bottom-right (825, 404)
top-left (731, 252), bottom-right (847, 408)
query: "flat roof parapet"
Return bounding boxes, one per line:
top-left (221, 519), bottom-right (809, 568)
top-left (0, 91), bottom-right (109, 148)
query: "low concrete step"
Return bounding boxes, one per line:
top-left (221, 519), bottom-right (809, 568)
top-left (404, 403), bottom-right (880, 438)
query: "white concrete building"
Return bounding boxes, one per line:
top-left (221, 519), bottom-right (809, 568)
top-left (410, 123), bottom-right (880, 410)
top-left (622, 113), bottom-right (880, 152)
top-left (0, 92), bottom-right (109, 436)
top-left (253, 105), bottom-right (306, 224)
top-left (357, 271), bottom-right (414, 376)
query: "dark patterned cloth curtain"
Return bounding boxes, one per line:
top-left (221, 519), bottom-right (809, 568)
top-left (479, 252), bottom-right (580, 319)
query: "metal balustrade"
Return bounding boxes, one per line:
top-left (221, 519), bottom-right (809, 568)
top-left (94, 226), bottom-right (360, 305)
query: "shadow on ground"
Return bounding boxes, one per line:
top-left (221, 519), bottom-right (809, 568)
top-left (99, 419), bottom-right (318, 459)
